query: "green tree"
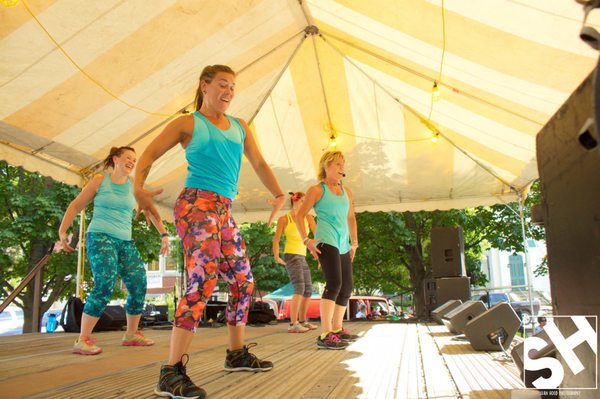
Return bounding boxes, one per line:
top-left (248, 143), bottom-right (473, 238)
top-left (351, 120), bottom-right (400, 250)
top-left (0, 162), bottom-right (169, 333)
top-left (0, 161), bottom-right (81, 332)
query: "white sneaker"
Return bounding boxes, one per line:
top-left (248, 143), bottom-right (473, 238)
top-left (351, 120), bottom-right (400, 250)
top-left (288, 322), bottom-right (309, 333)
top-left (300, 321), bottom-right (318, 330)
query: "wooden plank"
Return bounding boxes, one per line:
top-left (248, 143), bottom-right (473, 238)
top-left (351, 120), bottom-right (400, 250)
top-left (419, 323), bottom-right (459, 398)
top-left (0, 321), bottom-right (525, 398)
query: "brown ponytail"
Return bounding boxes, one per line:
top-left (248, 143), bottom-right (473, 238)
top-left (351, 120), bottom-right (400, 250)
top-left (194, 65), bottom-right (236, 111)
top-left (102, 146), bottom-right (135, 170)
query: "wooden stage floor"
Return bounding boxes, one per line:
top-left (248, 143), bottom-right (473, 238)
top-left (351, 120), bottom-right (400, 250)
top-left (0, 321), bottom-right (525, 398)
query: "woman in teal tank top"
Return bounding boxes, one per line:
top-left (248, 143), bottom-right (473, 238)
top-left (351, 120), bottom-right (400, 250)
top-left (134, 65), bottom-right (286, 398)
top-left (296, 151), bottom-right (359, 350)
top-left (59, 146), bottom-right (169, 356)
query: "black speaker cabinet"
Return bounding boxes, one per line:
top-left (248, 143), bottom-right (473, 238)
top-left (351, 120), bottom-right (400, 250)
top-left (537, 72), bottom-right (599, 394)
top-left (431, 299), bottom-right (462, 324)
top-left (95, 305), bottom-right (127, 331)
top-left (430, 227), bottom-right (466, 278)
top-left (424, 277), bottom-right (470, 310)
top-left (464, 302), bottom-right (521, 351)
top-left (442, 300), bottom-right (486, 334)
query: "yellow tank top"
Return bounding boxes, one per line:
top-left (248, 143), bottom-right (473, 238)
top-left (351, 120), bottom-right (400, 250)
top-left (283, 212), bottom-right (310, 256)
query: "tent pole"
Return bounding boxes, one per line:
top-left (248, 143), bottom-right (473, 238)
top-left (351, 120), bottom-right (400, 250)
top-left (75, 209), bottom-right (85, 299)
top-left (248, 31), bottom-right (308, 124)
top-left (517, 190), bottom-right (536, 336)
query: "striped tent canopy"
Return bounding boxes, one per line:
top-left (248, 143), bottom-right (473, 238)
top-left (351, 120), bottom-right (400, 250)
top-left (1, 0), bottom-right (598, 221)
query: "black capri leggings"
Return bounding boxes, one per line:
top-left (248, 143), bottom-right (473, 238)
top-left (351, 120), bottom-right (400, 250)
top-left (318, 243), bottom-right (353, 306)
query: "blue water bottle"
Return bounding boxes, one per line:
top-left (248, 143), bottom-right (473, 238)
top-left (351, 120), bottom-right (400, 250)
top-left (46, 313), bottom-right (57, 333)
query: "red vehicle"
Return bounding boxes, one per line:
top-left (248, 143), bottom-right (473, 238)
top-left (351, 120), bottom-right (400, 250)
top-left (273, 295), bottom-right (396, 321)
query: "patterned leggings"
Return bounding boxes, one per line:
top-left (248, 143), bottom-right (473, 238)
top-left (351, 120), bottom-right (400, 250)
top-left (84, 232), bottom-right (147, 317)
top-left (173, 188), bottom-right (254, 331)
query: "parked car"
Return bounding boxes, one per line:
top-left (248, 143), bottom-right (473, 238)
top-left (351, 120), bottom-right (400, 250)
top-left (346, 296), bottom-right (397, 321)
top-left (0, 306), bottom-right (24, 336)
top-left (477, 292), bottom-right (541, 324)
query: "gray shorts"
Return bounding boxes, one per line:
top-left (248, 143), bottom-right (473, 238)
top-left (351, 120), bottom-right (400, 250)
top-left (283, 253), bottom-right (313, 297)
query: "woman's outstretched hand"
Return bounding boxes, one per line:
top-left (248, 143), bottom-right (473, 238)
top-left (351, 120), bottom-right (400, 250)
top-left (306, 238), bottom-right (322, 260)
top-left (267, 195), bottom-right (286, 226)
top-left (134, 187), bottom-right (163, 224)
top-left (58, 231), bottom-right (75, 253)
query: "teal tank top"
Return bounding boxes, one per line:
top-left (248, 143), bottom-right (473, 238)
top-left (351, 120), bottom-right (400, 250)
top-left (184, 112), bottom-right (245, 199)
top-left (87, 175), bottom-right (136, 241)
top-left (314, 182), bottom-right (351, 254)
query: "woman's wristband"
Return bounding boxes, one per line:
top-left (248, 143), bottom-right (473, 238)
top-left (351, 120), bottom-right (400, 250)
top-left (303, 237), bottom-right (311, 245)
top-left (275, 193), bottom-right (284, 199)
top-left (160, 233), bottom-right (169, 239)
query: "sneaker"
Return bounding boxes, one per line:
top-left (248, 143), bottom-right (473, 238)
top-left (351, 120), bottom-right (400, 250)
top-left (334, 328), bottom-right (359, 342)
top-left (300, 321), bottom-right (318, 330)
top-left (288, 322), bottom-right (309, 333)
top-left (122, 331), bottom-right (155, 346)
top-left (73, 336), bottom-right (102, 355)
top-left (223, 343), bottom-right (273, 372)
top-left (154, 354), bottom-right (206, 399)
top-left (316, 332), bottom-right (348, 350)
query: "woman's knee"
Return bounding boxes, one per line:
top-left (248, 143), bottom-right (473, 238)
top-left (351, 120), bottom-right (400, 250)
top-left (292, 281), bottom-right (305, 295)
top-left (303, 283), bottom-right (313, 297)
top-left (83, 293), bottom-right (110, 317)
top-left (322, 279), bottom-right (342, 301)
top-left (335, 289), bottom-right (352, 307)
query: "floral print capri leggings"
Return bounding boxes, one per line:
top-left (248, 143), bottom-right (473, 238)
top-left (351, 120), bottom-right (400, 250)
top-left (84, 232), bottom-right (147, 317)
top-left (173, 188), bottom-right (254, 331)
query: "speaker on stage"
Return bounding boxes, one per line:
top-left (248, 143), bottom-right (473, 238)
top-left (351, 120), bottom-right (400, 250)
top-left (464, 302), bottom-right (521, 351)
top-left (431, 227), bottom-right (466, 278)
top-left (511, 329), bottom-right (558, 398)
top-left (442, 300), bottom-right (486, 334)
top-left (424, 277), bottom-right (470, 310)
top-left (431, 299), bottom-right (463, 324)
top-left (95, 305), bottom-right (127, 331)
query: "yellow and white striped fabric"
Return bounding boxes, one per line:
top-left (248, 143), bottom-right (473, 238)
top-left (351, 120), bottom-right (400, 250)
top-left (1, 0), bottom-right (598, 221)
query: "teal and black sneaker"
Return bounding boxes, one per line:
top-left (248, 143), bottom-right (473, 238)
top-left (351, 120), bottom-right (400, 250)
top-left (154, 354), bottom-right (206, 399)
top-left (223, 343), bottom-right (273, 372)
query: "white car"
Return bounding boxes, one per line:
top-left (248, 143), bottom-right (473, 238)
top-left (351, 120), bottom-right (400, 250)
top-left (0, 306), bottom-right (24, 335)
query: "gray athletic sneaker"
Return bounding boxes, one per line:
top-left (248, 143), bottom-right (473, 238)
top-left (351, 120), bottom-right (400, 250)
top-left (288, 321), bottom-right (309, 333)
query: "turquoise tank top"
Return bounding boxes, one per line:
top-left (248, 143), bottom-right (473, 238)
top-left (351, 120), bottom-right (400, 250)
top-left (87, 175), bottom-right (136, 241)
top-left (314, 182), bottom-right (351, 254)
top-left (185, 112), bottom-right (245, 199)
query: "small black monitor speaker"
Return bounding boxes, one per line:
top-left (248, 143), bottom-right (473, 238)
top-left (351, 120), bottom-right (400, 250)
top-left (464, 302), bottom-right (521, 351)
top-left (431, 299), bottom-right (463, 324)
top-left (442, 300), bottom-right (487, 334)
